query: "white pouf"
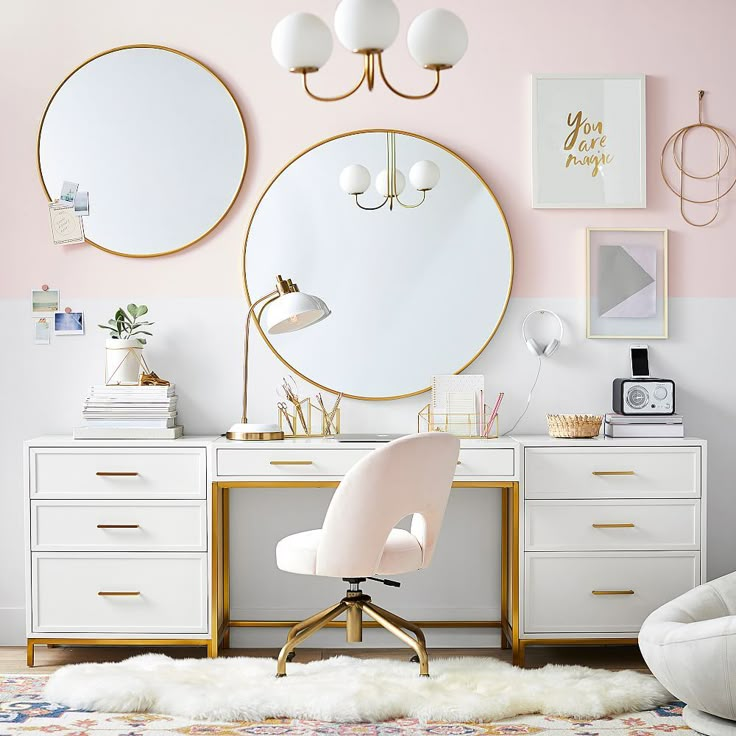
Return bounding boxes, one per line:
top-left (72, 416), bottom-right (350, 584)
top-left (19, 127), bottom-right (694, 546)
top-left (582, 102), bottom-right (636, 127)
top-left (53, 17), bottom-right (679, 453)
top-left (639, 572), bottom-right (736, 735)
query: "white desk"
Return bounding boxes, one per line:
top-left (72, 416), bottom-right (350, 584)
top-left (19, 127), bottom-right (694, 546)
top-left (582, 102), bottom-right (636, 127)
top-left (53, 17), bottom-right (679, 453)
top-left (24, 434), bottom-right (706, 667)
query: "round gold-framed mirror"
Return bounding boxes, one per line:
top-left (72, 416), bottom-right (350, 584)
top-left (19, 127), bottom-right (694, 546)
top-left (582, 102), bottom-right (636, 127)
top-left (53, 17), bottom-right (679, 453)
top-left (244, 129), bottom-right (513, 400)
top-left (38, 45), bottom-right (248, 258)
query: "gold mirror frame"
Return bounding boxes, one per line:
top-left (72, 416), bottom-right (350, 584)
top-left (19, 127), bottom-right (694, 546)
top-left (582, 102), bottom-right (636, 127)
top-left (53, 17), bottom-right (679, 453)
top-left (243, 129), bottom-right (514, 401)
top-left (37, 44), bottom-right (248, 258)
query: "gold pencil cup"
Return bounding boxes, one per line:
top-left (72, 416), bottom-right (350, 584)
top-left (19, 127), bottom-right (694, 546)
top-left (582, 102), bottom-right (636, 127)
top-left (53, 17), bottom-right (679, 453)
top-left (278, 398), bottom-right (312, 437)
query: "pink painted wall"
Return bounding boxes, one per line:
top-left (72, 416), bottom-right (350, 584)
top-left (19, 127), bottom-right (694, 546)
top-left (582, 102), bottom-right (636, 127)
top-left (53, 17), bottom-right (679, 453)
top-left (4, 0), bottom-right (736, 300)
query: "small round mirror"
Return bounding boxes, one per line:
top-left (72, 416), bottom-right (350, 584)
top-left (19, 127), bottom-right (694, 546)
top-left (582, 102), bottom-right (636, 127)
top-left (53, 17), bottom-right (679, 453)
top-left (38, 45), bottom-right (247, 257)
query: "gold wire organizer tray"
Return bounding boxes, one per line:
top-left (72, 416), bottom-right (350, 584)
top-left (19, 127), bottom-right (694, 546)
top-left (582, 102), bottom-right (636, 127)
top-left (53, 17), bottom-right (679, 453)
top-left (278, 400), bottom-right (341, 438)
top-left (418, 404), bottom-right (499, 439)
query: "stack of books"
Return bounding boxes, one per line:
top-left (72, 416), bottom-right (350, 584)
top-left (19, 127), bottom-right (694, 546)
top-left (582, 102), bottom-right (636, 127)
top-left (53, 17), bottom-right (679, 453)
top-left (73, 385), bottom-right (183, 439)
top-left (604, 413), bottom-right (684, 438)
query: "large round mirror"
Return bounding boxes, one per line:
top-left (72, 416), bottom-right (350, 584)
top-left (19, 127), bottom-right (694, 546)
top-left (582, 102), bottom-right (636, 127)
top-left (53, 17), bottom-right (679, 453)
top-left (245, 130), bottom-right (513, 400)
top-left (38, 45), bottom-right (247, 257)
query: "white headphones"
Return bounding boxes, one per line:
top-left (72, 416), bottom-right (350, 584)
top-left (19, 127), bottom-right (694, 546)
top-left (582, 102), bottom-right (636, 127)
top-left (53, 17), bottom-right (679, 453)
top-left (521, 310), bottom-right (564, 358)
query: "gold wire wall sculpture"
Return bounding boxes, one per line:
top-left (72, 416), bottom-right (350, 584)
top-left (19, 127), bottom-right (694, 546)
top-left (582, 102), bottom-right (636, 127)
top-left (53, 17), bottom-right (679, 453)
top-left (661, 90), bottom-right (736, 227)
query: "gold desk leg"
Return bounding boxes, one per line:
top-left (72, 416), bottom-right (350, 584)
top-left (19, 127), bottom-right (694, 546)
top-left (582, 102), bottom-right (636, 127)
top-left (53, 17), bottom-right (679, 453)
top-left (209, 482), bottom-right (222, 659)
top-left (510, 483), bottom-right (522, 666)
top-left (27, 640), bottom-right (34, 668)
top-left (222, 486), bottom-right (230, 650)
top-left (513, 640), bottom-right (526, 668)
top-left (362, 602), bottom-right (429, 677)
top-left (277, 603), bottom-right (348, 677)
top-left (500, 486), bottom-right (510, 650)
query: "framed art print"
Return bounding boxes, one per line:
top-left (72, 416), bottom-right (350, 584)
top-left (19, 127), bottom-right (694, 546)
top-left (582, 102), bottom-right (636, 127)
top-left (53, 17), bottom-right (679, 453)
top-left (586, 228), bottom-right (667, 339)
top-left (533, 74), bottom-right (646, 208)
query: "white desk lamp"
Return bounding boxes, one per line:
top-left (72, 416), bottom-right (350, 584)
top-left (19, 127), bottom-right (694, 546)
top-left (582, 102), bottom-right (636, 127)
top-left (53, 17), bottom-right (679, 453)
top-left (226, 274), bottom-right (330, 441)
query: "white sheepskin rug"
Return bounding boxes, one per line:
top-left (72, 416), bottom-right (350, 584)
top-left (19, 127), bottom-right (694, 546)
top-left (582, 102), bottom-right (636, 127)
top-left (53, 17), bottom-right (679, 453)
top-left (44, 654), bottom-right (671, 723)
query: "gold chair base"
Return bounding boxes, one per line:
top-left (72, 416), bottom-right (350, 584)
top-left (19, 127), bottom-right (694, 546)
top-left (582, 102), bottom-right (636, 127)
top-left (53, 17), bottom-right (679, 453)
top-left (276, 589), bottom-right (429, 677)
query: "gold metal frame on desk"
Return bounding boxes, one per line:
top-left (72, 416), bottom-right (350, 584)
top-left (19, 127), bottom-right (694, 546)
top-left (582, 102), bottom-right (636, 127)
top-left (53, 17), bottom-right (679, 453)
top-left (278, 400), bottom-right (341, 438)
top-left (26, 637), bottom-right (214, 668)
top-left (210, 479), bottom-right (522, 662)
top-left (418, 404), bottom-right (500, 439)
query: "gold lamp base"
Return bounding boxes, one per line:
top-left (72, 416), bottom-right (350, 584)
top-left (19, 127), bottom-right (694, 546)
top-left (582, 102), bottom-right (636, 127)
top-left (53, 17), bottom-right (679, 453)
top-left (226, 423), bottom-right (285, 441)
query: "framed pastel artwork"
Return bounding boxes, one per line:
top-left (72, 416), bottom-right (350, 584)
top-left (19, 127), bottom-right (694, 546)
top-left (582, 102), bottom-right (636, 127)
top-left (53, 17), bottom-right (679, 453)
top-left (586, 228), bottom-right (668, 339)
top-left (532, 74), bottom-right (646, 208)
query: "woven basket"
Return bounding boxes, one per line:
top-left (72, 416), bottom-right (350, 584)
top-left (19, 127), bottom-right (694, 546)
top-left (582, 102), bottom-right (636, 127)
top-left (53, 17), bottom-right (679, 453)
top-left (546, 414), bottom-right (603, 439)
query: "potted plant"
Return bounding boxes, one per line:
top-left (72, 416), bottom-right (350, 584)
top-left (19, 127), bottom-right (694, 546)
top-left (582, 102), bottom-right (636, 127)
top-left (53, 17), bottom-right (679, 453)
top-left (99, 304), bottom-right (154, 385)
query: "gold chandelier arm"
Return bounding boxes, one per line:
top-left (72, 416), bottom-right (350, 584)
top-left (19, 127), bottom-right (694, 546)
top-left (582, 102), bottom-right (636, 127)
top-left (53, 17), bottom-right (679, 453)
top-left (395, 190), bottom-right (427, 209)
top-left (242, 290), bottom-right (279, 423)
top-left (301, 61), bottom-right (367, 102)
top-left (376, 53), bottom-right (441, 100)
top-left (354, 193), bottom-right (390, 211)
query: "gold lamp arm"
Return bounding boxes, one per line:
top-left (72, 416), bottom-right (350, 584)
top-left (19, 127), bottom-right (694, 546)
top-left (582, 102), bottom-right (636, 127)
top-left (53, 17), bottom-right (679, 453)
top-left (241, 290), bottom-right (279, 423)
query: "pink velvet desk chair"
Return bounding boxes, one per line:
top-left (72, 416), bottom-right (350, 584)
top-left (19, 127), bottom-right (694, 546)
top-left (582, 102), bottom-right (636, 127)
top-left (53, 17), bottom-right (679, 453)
top-left (275, 432), bottom-right (460, 677)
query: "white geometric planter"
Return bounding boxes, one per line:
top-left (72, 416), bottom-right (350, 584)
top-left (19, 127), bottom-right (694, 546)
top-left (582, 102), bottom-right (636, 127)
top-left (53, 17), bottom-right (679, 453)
top-left (105, 338), bottom-right (144, 385)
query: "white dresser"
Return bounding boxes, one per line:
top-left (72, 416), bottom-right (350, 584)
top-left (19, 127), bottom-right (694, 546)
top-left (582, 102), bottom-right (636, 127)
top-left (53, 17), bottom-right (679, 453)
top-left (23, 434), bottom-right (706, 667)
top-left (23, 436), bottom-right (214, 666)
top-left (512, 436), bottom-right (706, 666)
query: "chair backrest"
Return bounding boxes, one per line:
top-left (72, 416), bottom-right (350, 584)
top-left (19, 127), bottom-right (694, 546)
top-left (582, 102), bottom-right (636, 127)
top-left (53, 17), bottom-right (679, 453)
top-left (315, 433), bottom-right (460, 577)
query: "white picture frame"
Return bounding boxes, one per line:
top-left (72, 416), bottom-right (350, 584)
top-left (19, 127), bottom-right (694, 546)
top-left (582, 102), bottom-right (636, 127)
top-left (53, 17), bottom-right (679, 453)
top-left (586, 228), bottom-right (668, 339)
top-left (532, 74), bottom-right (646, 209)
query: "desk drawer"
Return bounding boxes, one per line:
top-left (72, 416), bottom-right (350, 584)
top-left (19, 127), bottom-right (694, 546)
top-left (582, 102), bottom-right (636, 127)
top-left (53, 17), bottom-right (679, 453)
top-left (31, 552), bottom-right (208, 633)
top-left (456, 448), bottom-right (514, 478)
top-left (31, 500), bottom-right (207, 551)
top-left (30, 448), bottom-right (206, 498)
top-left (524, 551), bottom-right (700, 634)
top-left (524, 447), bottom-right (700, 499)
top-left (525, 499), bottom-right (700, 551)
top-left (216, 448), bottom-right (372, 477)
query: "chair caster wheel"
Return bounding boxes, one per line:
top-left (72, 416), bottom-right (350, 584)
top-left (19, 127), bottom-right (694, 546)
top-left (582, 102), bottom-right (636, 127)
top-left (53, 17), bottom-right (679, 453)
top-left (410, 655), bottom-right (420, 663)
top-left (286, 652), bottom-right (296, 662)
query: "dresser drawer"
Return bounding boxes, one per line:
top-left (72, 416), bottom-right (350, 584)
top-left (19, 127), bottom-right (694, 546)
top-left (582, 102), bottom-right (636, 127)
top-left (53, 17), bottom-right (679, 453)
top-left (31, 553), bottom-right (208, 633)
top-left (216, 447), bottom-right (372, 477)
top-left (31, 500), bottom-right (207, 551)
top-left (524, 447), bottom-right (700, 499)
top-left (456, 448), bottom-right (515, 478)
top-left (525, 499), bottom-right (700, 551)
top-left (30, 448), bottom-right (206, 498)
top-left (524, 551), bottom-right (700, 634)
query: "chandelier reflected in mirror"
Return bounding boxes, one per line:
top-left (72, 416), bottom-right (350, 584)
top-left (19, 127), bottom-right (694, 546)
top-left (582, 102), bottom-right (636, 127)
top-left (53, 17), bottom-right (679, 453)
top-left (339, 132), bottom-right (440, 211)
top-left (271, 0), bottom-right (468, 102)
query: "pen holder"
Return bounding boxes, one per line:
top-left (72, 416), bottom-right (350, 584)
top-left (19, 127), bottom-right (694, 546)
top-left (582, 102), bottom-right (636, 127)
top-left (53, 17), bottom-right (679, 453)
top-left (278, 398), bottom-right (313, 438)
top-left (417, 404), bottom-right (499, 439)
top-left (316, 404), bottom-right (341, 436)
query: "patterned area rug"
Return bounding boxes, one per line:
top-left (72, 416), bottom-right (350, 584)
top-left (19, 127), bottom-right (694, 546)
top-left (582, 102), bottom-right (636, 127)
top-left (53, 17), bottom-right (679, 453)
top-left (0, 674), bottom-right (694, 736)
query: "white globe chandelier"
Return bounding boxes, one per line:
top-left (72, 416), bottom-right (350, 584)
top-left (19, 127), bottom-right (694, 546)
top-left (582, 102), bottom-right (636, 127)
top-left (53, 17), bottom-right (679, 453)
top-left (272, 0), bottom-right (468, 102)
top-left (339, 132), bottom-right (440, 211)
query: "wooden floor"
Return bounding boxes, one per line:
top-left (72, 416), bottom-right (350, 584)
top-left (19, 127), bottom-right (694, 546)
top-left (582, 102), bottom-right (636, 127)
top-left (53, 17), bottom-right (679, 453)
top-left (0, 645), bottom-right (649, 675)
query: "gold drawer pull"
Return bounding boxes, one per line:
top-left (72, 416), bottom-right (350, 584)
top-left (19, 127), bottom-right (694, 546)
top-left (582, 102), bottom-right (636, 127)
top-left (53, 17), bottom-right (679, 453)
top-left (592, 589), bottom-right (635, 596)
top-left (592, 523), bottom-right (636, 529)
top-left (96, 471), bottom-right (139, 477)
top-left (98, 591), bottom-right (140, 596)
top-left (97, 524), bottom-right (140, 529)
top-left (270, 460), bottom-right (314, 466)
top-left (592, 470), bottom-right (636, 476)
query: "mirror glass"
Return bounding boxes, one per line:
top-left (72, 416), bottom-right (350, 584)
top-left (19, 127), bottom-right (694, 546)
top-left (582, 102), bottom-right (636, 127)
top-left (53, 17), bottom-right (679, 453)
top-left (38, 46), bottom-right (247, 257)
top-left (245, 130), bottom-right (513, 400)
